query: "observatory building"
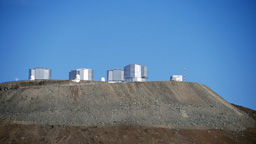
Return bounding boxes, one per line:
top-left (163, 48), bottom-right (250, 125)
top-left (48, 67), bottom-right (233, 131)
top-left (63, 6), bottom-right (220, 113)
top-left (69, 68), bottom-right (94, 81)
top-left (170, 75), bottom-right (183, 81)
top-left (29, 67), bottom-right (51, 80)
top-left (124, 64), bottom-right (148, 82)
top-left (107, 69), bottom-right (124, 83)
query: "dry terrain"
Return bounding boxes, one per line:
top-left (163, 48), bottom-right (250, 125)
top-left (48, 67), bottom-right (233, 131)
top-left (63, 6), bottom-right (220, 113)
top-left (0, 80), bottom-right (255, 143)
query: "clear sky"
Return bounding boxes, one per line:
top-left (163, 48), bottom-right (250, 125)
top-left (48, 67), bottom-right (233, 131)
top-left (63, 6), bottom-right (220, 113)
top-left (0, 0), bottom-right (255, 110)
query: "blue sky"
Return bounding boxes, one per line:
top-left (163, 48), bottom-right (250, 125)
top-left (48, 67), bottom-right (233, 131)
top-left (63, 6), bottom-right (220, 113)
top-left (0, 0), bottom-right (255, 110)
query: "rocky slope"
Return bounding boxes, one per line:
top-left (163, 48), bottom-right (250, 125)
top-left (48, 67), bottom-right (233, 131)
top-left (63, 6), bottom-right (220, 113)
top-left (0, 80), bottom-right (255, 143)
top-left (0, 80), bottom-right (255, 130)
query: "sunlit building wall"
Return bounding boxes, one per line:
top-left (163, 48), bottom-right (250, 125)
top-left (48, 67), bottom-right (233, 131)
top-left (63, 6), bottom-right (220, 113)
top-left (124, 64), bottom-right (148, 82)
top-left (69, 68), bottom-right (94, 80)
top-left (170, 75), bottom-right (183, 81)
top-left (107, 69), bottom-right (124, 82)
top-left (29, 67), bottom-right (51, 80)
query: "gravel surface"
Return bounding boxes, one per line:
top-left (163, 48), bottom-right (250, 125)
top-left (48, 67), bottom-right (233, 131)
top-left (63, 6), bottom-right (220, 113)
top-left (0, 80), bottom-right (255, 130)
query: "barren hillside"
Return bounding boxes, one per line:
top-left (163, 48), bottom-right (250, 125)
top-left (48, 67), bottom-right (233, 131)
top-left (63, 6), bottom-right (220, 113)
top-left (0, 80), bottom-right (255, 143)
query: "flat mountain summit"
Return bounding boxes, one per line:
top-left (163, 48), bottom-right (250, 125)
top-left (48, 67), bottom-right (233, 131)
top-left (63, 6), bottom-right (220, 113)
top-left (0, 80), bottom-right (255, 143)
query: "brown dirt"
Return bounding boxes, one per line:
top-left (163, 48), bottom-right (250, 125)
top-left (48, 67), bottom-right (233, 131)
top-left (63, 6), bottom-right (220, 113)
top-left (0, 105), bottom-right (255, 144)
top-left (0, 124), bottom-right (255, 144)
top-left (232, 104), bottom-right (256, 121)
top-left (0, 81), bottom-right (255, 143)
